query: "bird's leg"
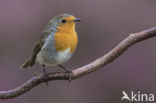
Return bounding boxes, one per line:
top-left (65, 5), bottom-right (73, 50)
top-left (58, 64), bottom-right (72, 82)
top-left (58, 64), bottom-right (71, 73)
top-left (42, 65), bottom-right (49, 86)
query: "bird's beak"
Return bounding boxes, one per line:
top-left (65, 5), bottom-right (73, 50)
top-left (73, 18), bottom-right (81, 22)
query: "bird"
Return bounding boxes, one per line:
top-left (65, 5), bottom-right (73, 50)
top-left (21, 14), bottom-right (81, 83)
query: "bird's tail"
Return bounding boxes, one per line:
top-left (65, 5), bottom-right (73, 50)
top-left (21, 57), bottom-right (35, 69)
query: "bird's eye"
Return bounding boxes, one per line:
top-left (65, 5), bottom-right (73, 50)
top-left (61, 19), bottom-right (66, 23)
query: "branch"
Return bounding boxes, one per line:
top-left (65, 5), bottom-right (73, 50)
top-left (1, 27), bottom-right (156, 99)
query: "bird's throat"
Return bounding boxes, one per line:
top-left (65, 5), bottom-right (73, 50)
top-left (54, 30), bottom-right (78, 53)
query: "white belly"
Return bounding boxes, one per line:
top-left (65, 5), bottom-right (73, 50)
top-left (36, 48), bottom-right (72, 66)
top-left (55, 48), bottom-right (72, 64)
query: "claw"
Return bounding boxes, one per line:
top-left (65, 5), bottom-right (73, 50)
top-left (58, 64), bottom-right (72, 82)
top-left (34, 72), bottom-right (40, 79)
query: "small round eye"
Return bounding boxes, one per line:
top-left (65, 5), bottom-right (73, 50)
top-left (61, 19), bottom-right (66, 23)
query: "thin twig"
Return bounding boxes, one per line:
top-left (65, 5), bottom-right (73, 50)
top-left (0, 27), bottom-right (156, 99)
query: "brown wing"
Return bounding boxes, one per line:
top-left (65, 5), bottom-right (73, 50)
top-left (21, 28), bottom-right (52, 69)
top-left (21, 41), bottom-right (44, 68)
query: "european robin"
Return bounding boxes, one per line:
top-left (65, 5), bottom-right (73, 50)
top-left (21, 14), bottom-right (81, 83)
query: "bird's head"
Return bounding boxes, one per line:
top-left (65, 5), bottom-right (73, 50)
top-left (48, 14), bottom-right (81, 32)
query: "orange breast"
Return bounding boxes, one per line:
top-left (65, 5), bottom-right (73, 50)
top-left (54, 31), bottom-right (78, 53)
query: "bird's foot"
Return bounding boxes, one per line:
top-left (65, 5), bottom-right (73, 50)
top-left (42, 65), bottom-right (49, 86)
top-left (42, 71), bottom-right (49, 86)
top-left (58, 65), bottom-right (72, 82)
top-left (34, 72), bottom-right (40, 79)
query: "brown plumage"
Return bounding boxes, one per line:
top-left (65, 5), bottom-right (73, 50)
top-left (21, 31), bottom-right (50, 68)
top-left (21, 41), bottom-right (44, 68)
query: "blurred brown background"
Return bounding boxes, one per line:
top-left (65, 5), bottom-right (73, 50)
top-left (0, 0), bottom-right (156, 103)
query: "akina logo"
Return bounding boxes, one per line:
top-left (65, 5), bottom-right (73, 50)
top-left (121, 91), bottom-right (154, 102)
